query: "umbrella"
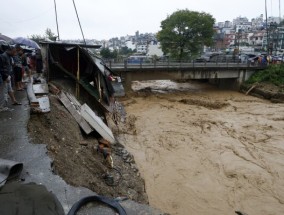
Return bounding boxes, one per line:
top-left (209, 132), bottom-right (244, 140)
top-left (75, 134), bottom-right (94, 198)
top-left (0, 40), bottom-right (8, 46)
top-left (0, 34), bottom-right (14, 44)
top-left (13, 37), bottom-right (40, 49)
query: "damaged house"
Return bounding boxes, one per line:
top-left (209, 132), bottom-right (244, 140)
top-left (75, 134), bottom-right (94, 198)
top-left (38, 42), bottom-right (124, 144)
top-left (40, 41), bottom-right (124, 119)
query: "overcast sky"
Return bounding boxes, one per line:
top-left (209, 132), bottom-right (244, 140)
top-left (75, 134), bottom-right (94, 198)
top-left (0, 0), bottom-right (283, 40)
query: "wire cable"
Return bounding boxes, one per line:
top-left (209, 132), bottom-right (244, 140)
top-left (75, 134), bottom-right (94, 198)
top-left (53, 0), bottom-right (60, 40)
top-left (72, 0), bottom-right (86, 45)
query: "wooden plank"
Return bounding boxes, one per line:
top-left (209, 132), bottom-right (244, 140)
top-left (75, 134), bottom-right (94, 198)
top-left (37, 96), bottom-right (50, 113)
top-left (80, 103), bottom-right (115, 143)
top-left (33, 84), bottom-right (49, 95)
top-left (26, 78), bottom-right (39, 106)
top-left (65, 92), bottom-right (81, 109)
top-left (58, 92), bottom-right (93, 134)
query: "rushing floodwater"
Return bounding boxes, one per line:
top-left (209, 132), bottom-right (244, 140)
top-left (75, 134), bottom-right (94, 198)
top-left (115, 80), bottom-right (284, 215)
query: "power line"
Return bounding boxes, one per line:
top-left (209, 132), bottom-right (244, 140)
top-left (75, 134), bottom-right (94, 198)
top-left (72, 0), bottom-right (86, 45)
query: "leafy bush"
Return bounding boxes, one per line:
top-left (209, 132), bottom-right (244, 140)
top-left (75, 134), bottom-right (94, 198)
top-left (246, 64), bottom-right (284, 86)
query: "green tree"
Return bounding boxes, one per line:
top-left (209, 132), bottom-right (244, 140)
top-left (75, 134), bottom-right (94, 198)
top-left (157, 9), bottom-right (215, 60)
top-left (28, 28), bottom-right (57, 43)
top-left (29, 34), bottom-right (45, 44)
top-left (45, 28), bottom-right (57, 41)
top-left (120, 46), bottom-right (134, 56)
top-left (100, 48), bottom-right (111, 58)
top-left (100, 47), bottom-right (118, 59)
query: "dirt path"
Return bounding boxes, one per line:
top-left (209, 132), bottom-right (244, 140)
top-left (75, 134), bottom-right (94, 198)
top-left (116, 81), bottom-right (284, 215)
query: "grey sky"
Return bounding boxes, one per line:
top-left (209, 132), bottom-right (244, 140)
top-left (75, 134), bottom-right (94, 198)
top-left (0, 0), bottom-right (282, 40)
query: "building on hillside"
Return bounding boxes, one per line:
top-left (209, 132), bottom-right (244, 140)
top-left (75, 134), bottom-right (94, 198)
top-left (267, 27), bottom-right (284, 53)
top-left (217, 22), bottom-right (225, 28)
top-left (251, 14), bottom-right (264, 30)
top-left (125, 40), bottom-right (136, 51)
top-left (136, 43), bottom-right (147, 54)
top-left (146, 43), bottom-right (163, 57)
top-left (224, 21), bottom-right (232, 28)
top-left (236, 23), bottom-right (252, 32)
top-left (233, 16), bottom-right (249, 27)
top-left (267, 16), bottom-right (281, 24)
top-left (249, 31), bottom-right (265, 47)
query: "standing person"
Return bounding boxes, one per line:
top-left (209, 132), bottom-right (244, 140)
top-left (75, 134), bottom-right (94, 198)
top-left (0, 46), bottom-right (21, 107)
top-left (21, 52), bottom-right (31, 81)
top-left (29, 52), bottom-right (36, 73)
top-left (13, 45), bottom-right (24, 91)
top-left (35, 49), bottom-right (43, 73)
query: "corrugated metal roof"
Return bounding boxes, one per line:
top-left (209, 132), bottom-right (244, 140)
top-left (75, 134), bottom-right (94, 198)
top-left (40, 41), bottom-right (101, 49)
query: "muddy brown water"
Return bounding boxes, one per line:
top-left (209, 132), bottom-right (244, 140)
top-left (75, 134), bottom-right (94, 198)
top-left (116, 80), bottom-right (284, 215)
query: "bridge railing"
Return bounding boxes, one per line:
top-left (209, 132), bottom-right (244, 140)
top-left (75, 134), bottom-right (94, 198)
top-left (106, 59), bottom-right (265, 69)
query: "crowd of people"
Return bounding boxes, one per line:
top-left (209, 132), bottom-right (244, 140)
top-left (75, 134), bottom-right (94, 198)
top-left (0, 44), bottom-right (40, 112)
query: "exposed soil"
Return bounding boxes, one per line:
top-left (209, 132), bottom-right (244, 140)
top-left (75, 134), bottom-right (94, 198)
top-left (241, 83), bottom-right (284, 103)
top-left (27, 94), bottom-right (148, 204)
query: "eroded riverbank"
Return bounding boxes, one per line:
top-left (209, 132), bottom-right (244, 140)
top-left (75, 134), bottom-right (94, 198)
top-left (115, 81), bottom-right (284, 215)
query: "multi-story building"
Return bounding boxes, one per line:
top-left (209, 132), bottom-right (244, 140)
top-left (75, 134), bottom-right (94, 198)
top-left (251, 14), bottom-right (264, 30)
top-left (224, 20), bottom-right (232, 28)
top-left (233, 16), bottom-right (249, 26)
top-left (136, 43), bottom-right (147, 54)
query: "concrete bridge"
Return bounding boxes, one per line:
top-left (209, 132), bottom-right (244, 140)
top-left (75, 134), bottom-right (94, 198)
top-left (109, 62), bottom-right (266, 91)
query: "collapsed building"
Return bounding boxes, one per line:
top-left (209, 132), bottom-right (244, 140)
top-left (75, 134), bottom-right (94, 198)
top-left (40, 41), bottom-right (124, 120)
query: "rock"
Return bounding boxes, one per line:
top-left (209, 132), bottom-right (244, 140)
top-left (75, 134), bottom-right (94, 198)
top-left (79, 141), bottom-right (88, 146)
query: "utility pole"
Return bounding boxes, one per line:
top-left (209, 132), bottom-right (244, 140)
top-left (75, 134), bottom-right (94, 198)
top-left (279, 0), bottom-right (281, 23)
top-left (265, 0), bottom-right (269, 55)
top-left (53, 0), bottom-right (60, 40)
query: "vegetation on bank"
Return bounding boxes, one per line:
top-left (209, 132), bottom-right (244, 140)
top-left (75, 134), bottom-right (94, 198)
top-left (246, 64), bottom-right (284, 86)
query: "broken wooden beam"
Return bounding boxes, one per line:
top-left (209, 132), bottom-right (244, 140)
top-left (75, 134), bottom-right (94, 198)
top-left (58, 91), bottom-right (93, 135)
top-left (80, 103), bottom-right (115, 143)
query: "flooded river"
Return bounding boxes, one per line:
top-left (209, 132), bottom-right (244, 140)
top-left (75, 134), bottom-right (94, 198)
top-left (116, 80), bottom-right (284, 215)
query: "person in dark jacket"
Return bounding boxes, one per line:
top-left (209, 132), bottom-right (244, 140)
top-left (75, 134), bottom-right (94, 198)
top-left (0, 46), bottom-right (21, 107)
top-left (13, 44), bottom-right (24, 91)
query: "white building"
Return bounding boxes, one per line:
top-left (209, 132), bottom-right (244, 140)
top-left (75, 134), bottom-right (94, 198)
top-left (125, 40), bottom-right (136, 51)
top-left (217, 22), bottom-right (225, 28)
top-left (236, 23), bottom-right (252, 32)
top-left (251, 14), bottom-right (264, 29)
top-left (137, 44), bottom-right (147, 54)
top-left (146, 43), bottom-right (163, 57)
top-left (224, 20), bottom-right (232, 28)
top-left (267, 16), bottom-right (281, 24)
top-left (233, 16), bottom-right (249, 26)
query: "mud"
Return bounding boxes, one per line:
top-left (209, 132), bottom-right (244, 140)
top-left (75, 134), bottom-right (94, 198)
top-left (115, 80), bottom-right (284, 215)
top-left (28, 95), bottom-right (148, 204)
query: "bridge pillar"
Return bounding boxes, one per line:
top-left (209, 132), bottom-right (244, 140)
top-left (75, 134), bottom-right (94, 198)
top-left (122, 72), bottom-right (132, 92)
